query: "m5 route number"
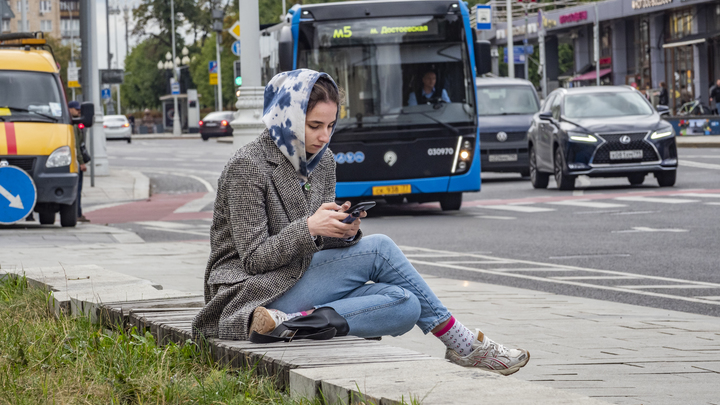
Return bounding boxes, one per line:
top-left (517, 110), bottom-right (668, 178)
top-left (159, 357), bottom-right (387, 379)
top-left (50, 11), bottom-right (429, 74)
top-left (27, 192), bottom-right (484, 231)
top-left (427, 147), bottom-right (454, 156)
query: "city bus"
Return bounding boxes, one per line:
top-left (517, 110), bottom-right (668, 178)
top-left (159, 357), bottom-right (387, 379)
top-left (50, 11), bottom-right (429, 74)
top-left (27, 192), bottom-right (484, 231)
top-left (260, 0), bottom-right (488, 210)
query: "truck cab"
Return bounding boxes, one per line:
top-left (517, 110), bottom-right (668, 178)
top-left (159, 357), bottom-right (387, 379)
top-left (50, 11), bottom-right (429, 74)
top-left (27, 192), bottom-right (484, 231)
top-left (0, 33), bottom-right (93, 227)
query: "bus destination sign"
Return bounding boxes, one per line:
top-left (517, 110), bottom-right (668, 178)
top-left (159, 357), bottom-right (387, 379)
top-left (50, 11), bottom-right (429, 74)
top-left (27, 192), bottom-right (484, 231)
top-left (317, 17), bottom-right (440, 46)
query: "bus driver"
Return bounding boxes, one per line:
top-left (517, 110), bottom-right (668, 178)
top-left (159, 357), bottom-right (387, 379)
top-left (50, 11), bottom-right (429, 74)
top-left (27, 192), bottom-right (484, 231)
top-left (407, 70), bottom-right (451, 106)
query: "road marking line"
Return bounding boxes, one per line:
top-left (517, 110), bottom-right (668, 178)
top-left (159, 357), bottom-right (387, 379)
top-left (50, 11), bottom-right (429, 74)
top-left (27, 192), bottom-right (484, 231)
top-left (174, 192), bottom-right (216, 213)
top-left (141, 227), bottom-right (210, 237)
top-left (491, 267), bottom-right (575, 272)
top-left (142, 170), bottom-right (215, 193)
top-left (476, 205), bottom-right (555, 213)
top-left (408, 258), bottom-right (720, 307)
top-left (707, 202), bottom-right (720, 206)
top-left (681, 160), bottom-right (720, 170)
top-left (615, 196), bottom-right (699, 204)
top-left (549, 253), bottom-right (631, 259)
top-left (679, 193), bottom-right (720, 198)
top-left (612, 227), bottom-right (688, 233)
top-left (548, 200), bottom-right (627, 209)
top-left (136, 221), bottom-right (194, 229)
top-left (552, 276), bottom-right (641, 280)
top-left (618, 284), bottom-right (718, 289)
top-left (696, 296), bottom-right (720, 301)
top-left (403, 253), bottom-right (462, 258)
top-left (437, 260), bottom-right (517, 265)
top-left (475, 215), bottom-right (516, 220)
top-left (400, 245), bottom-right (720, 286)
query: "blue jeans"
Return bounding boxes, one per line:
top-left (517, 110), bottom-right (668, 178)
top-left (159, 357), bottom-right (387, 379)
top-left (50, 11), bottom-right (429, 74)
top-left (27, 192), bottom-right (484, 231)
top-left (267, 234), bottom-right (451, 338)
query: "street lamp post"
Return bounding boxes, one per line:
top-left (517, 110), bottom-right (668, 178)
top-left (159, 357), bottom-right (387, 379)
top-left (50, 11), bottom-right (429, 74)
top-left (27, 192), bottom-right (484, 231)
top-left (170, 0), bottom-right (181, 136)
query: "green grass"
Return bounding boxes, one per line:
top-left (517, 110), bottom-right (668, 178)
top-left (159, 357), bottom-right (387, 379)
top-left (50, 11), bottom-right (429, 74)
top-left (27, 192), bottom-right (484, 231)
top-left (0, 275), bottom-right (319, 405)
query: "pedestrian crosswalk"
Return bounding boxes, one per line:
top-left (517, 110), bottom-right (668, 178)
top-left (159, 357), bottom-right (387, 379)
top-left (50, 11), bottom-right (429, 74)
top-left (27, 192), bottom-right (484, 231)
top-left (472, 190), bottom-right (720, 217)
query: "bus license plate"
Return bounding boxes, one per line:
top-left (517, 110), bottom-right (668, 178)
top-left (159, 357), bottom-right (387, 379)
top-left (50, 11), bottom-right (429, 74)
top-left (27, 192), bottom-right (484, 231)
top-left (489, 154), bottom-right (517, 162)
top-left (610, 150), bottom-right (643, 160)
top-left (372, 184), bottom-right (411, 196)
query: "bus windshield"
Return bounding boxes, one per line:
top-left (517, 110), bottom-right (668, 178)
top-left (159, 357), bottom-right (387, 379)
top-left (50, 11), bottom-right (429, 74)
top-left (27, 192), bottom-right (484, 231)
top-left (298, 14), bottom-right (475, 133)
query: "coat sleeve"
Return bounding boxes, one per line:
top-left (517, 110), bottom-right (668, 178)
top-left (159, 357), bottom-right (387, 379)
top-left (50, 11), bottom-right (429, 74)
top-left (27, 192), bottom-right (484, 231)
top-left (226, 158), bottom-right (321, 275)
top-left (74, 126), bottom-right (85, 166)
top-left (321, 158), bottom-right (363, 250)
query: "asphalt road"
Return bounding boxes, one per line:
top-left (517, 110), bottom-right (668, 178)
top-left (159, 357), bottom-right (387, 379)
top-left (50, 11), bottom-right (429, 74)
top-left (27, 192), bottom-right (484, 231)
top-left (104, 138), bottom-right (720, 317)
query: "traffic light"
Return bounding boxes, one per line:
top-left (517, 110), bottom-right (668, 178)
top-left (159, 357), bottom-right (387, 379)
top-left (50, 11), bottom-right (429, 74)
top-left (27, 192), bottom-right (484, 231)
top-left (234, 60), bottom-right (242, 86)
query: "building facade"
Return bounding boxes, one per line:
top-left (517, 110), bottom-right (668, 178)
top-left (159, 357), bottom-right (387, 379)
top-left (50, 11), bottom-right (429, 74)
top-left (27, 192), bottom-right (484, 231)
top-left (492, 0), bottom-right (720, 111)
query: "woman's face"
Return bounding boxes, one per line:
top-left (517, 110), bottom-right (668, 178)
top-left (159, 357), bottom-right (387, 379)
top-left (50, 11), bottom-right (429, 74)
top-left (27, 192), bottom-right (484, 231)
top-left (305, 101), bottom-right (337, 155)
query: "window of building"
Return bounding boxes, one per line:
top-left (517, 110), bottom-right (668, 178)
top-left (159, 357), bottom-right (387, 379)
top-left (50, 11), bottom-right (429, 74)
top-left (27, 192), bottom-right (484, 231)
top-left (40, 19), bottom-right (52, 32)
top-left (2, 20), bottom-right (9, 33)
top-left (39, 1), bottom-right (51, 13)
top-left (668, 8), bottom-right (693, 40)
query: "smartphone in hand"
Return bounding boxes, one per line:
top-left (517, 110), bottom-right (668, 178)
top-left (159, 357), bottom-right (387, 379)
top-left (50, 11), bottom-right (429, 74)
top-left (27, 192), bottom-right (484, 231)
top-left (341, 201), bottom-right (376, 224)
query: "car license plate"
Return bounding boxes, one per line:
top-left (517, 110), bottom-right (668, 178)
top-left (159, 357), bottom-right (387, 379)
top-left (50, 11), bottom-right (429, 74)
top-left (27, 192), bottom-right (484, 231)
top-left (610, 150), bottom-right (643, 160)
top-left (488, 154), bottom-right (518, 162)
top-left (206, 123), bottom-right (217, 127)
top-left (372, 184), bottom-right (411, 196)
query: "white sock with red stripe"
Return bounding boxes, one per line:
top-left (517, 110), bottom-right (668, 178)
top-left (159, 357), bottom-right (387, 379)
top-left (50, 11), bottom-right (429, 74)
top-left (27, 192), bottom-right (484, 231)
top-left (433, 316), bottom-right (477, 356)
top-left (285, 310), bottom-right (308, 320)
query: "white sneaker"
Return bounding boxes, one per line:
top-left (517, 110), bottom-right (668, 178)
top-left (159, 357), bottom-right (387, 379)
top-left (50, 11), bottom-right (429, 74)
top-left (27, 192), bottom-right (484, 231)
top-left (249, 307), bottom-right (288, 335)
top-left (446, 333), bottom-right (530, 376)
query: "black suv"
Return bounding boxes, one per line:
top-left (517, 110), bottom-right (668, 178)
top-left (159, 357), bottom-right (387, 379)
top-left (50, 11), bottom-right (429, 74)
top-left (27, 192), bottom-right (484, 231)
top-left (476, 77), bottom-right (540, 176)
top-left (527, 86), bottom-right (678, 190)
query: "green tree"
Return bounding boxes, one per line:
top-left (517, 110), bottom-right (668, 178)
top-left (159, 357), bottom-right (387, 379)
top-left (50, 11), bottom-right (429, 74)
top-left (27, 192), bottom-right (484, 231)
top-left (121, 38), bottom-right (170, 110)
top-left (189, 30), bottom-right (236, 110)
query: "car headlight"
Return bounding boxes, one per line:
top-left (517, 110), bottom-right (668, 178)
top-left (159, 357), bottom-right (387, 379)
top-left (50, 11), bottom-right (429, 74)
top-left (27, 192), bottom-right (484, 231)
top-left (569, 133), bottom-right (598, 143)
top-left (650, 130), bottom-right (674, 139)
top-left (46, 145), bottom-right (72, 168)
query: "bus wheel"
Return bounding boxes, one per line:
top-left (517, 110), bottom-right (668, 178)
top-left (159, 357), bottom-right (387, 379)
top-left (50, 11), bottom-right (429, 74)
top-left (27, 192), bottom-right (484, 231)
top-left (38, 210), bottom-right (55, 225)
top-left (440, 193), bottom-right (462, 211)
top-left (59, 200), bottom-right (78, 227)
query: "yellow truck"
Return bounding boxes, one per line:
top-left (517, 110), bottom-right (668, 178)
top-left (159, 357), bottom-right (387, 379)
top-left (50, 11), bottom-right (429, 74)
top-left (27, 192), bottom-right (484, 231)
top-left (0, 32), bottom-right (94, 227)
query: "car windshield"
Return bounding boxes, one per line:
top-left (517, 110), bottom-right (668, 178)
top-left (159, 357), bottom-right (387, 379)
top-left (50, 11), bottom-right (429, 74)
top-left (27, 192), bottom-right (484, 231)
top-left (204, 112), bottom-right (232, 121)
top-left (0, 70), bottom-right (67, 122)
top-left (477, 85), bottom-right (539, 116)
top-left (564, 92), bottom-right (654, 119)
top-left (298, 14), bottom-right (475, 133)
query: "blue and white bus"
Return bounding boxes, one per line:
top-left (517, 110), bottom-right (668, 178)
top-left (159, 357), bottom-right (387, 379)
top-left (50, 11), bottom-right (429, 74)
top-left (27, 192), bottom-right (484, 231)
top-left (260, 0), bottom-right (488, 210)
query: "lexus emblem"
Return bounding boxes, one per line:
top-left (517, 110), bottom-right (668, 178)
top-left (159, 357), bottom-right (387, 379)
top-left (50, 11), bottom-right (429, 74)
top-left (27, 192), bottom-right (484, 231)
top-left (384, 151), bottom-right (397, 167)
top-left (619, 135), bottom-right (631, 144)
top-left (496, 132), bottom-right (508, 142)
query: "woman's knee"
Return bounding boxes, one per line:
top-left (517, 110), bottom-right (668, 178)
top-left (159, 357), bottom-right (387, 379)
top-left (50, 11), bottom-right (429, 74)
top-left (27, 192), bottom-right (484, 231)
top-left (364, 234), bottom-right (400, 254)
top-left (391, 287), bottom-right (421, 335)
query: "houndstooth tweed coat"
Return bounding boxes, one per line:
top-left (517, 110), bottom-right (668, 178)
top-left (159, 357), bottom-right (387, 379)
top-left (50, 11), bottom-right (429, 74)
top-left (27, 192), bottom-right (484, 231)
top-left (191, 131), bottom-right (362, 341)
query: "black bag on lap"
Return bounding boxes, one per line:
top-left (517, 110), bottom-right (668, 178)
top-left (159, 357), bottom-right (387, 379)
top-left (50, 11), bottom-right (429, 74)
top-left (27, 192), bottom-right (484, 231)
top-left (249, 307), bottom-right (349, 343)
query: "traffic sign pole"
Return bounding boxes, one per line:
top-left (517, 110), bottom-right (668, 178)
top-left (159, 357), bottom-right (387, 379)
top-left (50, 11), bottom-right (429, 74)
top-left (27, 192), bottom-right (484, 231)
top-left (216, 32), bottom-right (223, 112)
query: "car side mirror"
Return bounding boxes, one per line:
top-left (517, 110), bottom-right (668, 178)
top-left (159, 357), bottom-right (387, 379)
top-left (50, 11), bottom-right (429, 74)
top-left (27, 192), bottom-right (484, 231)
top-left (655, 105), bottom-right (669, 115)
top-left (72, 102), bottom-right (95, 128)
top-left (538, 111), bottom-right (553, 121)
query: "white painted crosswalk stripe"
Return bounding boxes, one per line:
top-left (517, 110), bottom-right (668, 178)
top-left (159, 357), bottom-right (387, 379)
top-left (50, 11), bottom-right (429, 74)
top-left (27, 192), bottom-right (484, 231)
top-left (678, 193), bottom-right (720, 198)
top-left (547, 200), bottom-right (627, 209)
top-left (477, 205), bottom-right (555, 213)
top-left (614, 196), bottom-right (699, 204)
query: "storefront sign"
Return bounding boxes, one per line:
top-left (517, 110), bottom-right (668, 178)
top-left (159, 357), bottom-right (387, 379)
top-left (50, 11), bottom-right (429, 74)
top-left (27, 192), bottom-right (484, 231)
top-left (496, 23), bottom-right (538, 39)
top-left (542, 16), bottom-right (557, 29)
top-left (631, 0), bottom-right (672, 10)
top-left (599, 57), bottom-right (612, 66)
top-left (559, 11), bottom-right (587, 24)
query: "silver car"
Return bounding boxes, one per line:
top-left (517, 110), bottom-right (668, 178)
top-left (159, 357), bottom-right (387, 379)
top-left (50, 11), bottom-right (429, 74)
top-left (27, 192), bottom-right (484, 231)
top-left (104, 115), bottom-right (132, 143)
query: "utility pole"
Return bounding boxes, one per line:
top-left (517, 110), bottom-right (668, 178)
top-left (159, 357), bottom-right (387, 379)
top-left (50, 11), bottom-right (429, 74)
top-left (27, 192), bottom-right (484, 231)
top-left (70, 1), bottom-right (75, 100)
top-left (123, 4), bottom-right (129, 65)
top-left (81, 0), bottom-right (110, 181)
top-left (20, 0), bottom-right (26, 31)
top-left (170, 0), bottom-right (181, 136)
top-left (523, 1), bottom-right (528, 81)
top-left (232, 0), bottom-right (265, 147)
top-left (539, 9), bottom-right (547, 98)
top-left (212, 9), bottom-right (224, 112)
top-left (506, 0), bottom-right (514, 78)
top-left (594, 2), bottom-right (600, 86)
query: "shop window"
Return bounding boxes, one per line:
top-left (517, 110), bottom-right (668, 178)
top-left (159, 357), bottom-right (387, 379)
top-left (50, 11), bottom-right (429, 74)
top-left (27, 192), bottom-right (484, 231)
top-left (668, 8), bottom-right (693, 40)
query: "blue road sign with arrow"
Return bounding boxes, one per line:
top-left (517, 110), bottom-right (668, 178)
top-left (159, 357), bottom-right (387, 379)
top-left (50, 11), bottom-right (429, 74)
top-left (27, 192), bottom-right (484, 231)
top-left (231, 41), bottom-right (241, 56)
top-left (0, 165), bottom-right (37, 224)
top-left (101, 88), bottom-right (111, 99)
top-left (208, 61), bottom-right (218, 74)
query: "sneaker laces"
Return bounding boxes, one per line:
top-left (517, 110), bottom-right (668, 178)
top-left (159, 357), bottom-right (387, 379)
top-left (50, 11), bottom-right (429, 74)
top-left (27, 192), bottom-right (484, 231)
top-left (481, 336), bottom-right (510, 358)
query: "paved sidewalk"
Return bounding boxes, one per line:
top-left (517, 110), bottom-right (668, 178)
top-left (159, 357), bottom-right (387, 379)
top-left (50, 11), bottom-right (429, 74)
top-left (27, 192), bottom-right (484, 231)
top-left (1, 228), bottom-right (718, 404)
top-left (82, 169), bottom-right (149, 208)
top-left (676, 135), bottom-right (720, 148)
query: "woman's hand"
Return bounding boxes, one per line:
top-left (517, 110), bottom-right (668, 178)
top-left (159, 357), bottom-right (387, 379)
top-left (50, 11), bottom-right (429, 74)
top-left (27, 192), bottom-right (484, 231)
top-left (307, 201), bottom-right (364, 239)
